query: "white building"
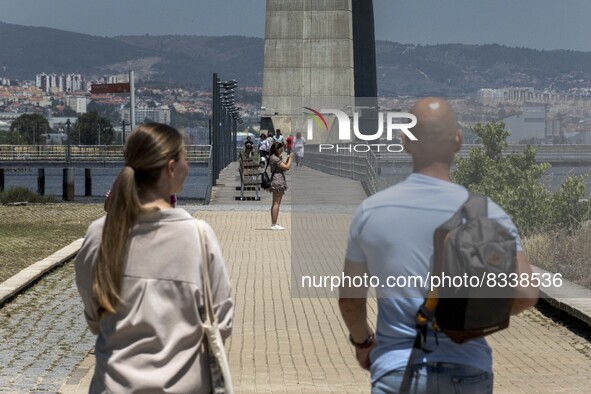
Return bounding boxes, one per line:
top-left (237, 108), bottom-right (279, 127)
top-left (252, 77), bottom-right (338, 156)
top-left (66, 96), bottom-right (87, 114)
top-left (122, 105), bottom-right (171, 125)
top-left (35, 73), bottom-right (85, 93)
top-left (502, 102), bottom-right (547, 143)
top-left (477, 88), bottom-right (505, 106)
top-left (49, 116), bottom-right (78, 130)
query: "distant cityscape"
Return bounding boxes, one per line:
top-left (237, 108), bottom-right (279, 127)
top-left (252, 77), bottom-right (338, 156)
top-left (382, 87), bottom-right (591, 144)
top-left (2, 71), bottom-right (591, 145)
top-left (0, 72), bottom-right (263, 145)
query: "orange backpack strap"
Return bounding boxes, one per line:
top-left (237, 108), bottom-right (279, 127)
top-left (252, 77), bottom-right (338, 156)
top-left (400, 227), bottom-right (449, 393)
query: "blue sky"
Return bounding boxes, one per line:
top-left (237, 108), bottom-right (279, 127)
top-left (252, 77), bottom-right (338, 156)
top-left (1, 0), bottom-right (590, 51)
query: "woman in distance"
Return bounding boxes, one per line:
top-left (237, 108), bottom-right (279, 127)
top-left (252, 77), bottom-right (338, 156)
top-left (258, 133), bottom-right (268, 158)
top-left (293, 131), bottom-right (306, 166)
top-left (268, 141), bottom-right (293, 230)
top-left (75, 123), bottom-right (233, 393)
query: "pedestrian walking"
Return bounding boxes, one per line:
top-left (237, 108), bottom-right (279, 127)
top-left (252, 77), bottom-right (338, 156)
top-left (265, 132), bottom-right (275, 151)
top-left (244, 135), bottom-right (254, 158)
top-left (285, 133), bottom-right (294, 154)
top-left (75, 123), bottom-right (234, 393)
top-left (268, 141), bottom-right (293, 230)
top-left (339, 98), bottom-right (538, 394)
top-left (274, 129), bottom-right (284, 144)
top-left (259, 133), bottom-right (268, 158)
top-left (293, 132), bottom-right (305, 166)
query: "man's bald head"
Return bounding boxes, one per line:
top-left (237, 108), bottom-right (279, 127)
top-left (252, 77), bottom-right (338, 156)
top-left (404, 97), bottom-right (462, 168)
top-left (409, 97), bottom-right (459, 141)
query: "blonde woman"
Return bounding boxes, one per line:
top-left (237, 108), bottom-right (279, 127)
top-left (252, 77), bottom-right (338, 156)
top-left (75, 123), bottom-right (233, 393)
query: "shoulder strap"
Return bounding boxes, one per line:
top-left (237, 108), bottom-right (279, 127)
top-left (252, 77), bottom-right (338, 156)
top-left (399, 346), bottom-right (421, 393)
top-left (196, 220), bottom-right (216, 325)
top-left (269, 157), bottom-right (279, 180)
top-left (461, 192), bottom-right (488, 221)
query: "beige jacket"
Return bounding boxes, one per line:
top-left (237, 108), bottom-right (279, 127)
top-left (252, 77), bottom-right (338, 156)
top-left (75, 209), bottom-right (233, 393)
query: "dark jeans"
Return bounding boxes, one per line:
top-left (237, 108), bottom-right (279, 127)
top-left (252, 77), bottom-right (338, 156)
top-left (372, 362), bottom-right (493, 394)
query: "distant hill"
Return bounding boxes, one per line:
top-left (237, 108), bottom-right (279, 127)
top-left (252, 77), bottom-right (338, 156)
top-left (2, 21), bottom-right (591, 95)
top-left (0, 22), bottom-right (153, 78)
top-left (375, 41), bottom-right (591, 96)
top-left (114, 35), bottom-right (264, 86)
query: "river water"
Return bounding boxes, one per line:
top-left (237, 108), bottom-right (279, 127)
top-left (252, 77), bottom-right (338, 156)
top-left (378, 164), bottom-right (591, 194)
top-left (2, 162), bottom-right (589, 202)
top-left (2, 166), bottom-right (210, 201)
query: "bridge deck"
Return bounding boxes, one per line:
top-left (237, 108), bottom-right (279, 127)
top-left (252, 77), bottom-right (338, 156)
top-left (0, 162), bottom-right (587, 393)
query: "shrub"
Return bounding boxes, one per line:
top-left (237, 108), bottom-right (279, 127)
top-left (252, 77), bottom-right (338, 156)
top-left (453, 121), bottom-right (591, 236)
top-left (0, 187), bottom-right (56, 204)
top-left (523, 227), bottom-right (591, 290)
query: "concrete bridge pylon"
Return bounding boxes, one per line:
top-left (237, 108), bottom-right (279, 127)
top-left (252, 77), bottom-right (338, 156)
top-left (261, 0), bottom-right (377, 143)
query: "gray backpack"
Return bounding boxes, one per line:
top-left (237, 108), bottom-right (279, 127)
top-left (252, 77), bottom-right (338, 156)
top-left (431, 192), bottom-right (517, 342)
top-left (400, 193), bottom-right (516, 393)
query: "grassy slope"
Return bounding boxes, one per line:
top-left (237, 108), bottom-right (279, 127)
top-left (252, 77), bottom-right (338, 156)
top-left (0, 204), bottom-right (104, 283)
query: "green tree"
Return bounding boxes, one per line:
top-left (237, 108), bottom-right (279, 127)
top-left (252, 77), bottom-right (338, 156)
top-left (453, 121), bottom-right (590, 235)
top-left (10, 114), bottom-right (50, 145)
top-left (73, 111), bottom-right (115, 145)
top-left (61, 106), bottom-right (78, 117)
top-left (0, 130), bottom-right (19, 144)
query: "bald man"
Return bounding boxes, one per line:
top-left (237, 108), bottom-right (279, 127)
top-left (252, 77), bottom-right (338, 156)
top-left (339, 98), bottom-right (537, 393)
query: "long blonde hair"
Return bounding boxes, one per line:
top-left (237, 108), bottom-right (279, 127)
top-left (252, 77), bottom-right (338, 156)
top-left (93, 123), bottom-right (184, 314)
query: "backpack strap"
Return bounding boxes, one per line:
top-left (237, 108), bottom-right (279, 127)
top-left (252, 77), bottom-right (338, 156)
top-left (269, 158), bottom-right (279, 180)
top-left (400, 253), bottom-right (443, 393)
top-left (399, 305), bottom-right (440, 393)
top-left (461, 192), bottom-right (488, 221)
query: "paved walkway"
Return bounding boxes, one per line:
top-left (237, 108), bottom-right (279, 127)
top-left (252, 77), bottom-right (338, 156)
top-left (0, 263), bottom-right (94, 393)
top-left (1, 163), bottom-right (589, 393)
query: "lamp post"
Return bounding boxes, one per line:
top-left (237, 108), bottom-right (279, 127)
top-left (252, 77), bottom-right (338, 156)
top-left (121, 120), bottom-right (130, 145)
top-left (65, 119), bottom-right (71, 166)
top-left (212, 73), bottom-right (220, 185)
top-left (211, 75), bottom-right (243, 184)
top-left (63, 118), bottom-right (74, 201)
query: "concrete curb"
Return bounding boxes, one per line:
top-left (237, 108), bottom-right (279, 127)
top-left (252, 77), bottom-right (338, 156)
top-left (0, 238), bottom-right (84, 307)
top-left (532, 264), bottom-right (591, 329)
top-left (60, 350), bottom-right (95, 394)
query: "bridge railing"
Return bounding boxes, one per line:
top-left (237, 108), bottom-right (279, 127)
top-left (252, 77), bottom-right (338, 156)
top-left (204, 146), bottom-right (213, 205)
top-left (0, 145), bottom-right (211, 163)
top-left (305, 144), bottom-right (379, 195)
top-left (305, 143), bottom-right (591, 197)
top-left (375, 144), bottom-right (591, 164)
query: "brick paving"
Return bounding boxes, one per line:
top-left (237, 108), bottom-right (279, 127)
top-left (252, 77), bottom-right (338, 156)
top-left (64, 210), bottom-right (591, 393)
top-left (0, 263), bottom-right (94, 393)
top-left (198, 209), bottom-right (591, 394)
top-left (1, 164), bottom-right (589, 393)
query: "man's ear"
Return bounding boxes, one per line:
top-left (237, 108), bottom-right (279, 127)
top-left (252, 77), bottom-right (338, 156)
top-left (455, 128), bottom-right (463, 152)
top-left (401, 133), bottom-right (413, 154)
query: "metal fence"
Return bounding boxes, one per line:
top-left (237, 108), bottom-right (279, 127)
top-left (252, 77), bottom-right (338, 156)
top-left (375, 144), bottom-right (591, 165)
top-left (210, 73), bottom-right (241, 186)
top-left (305, 144), bottom-right (379, 195)
top-left (304, 143), bottom-right (591, 197)
top-left (0, 145), bottom-right (211, 163)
